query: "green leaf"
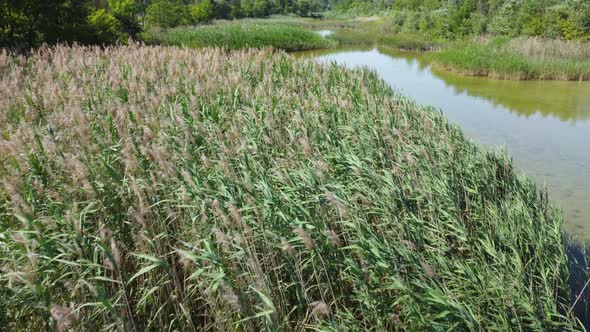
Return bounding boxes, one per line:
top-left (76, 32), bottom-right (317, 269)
top-left (138, 286), bottom-right (160, 307)
top-left (128, 263), bottom-right (161, 284)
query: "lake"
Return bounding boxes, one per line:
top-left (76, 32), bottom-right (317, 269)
top-left (301, 47), bottom-right (590, 241)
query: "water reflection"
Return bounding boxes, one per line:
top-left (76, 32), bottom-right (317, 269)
top-left (430, 66), bottom-right (590, 123)
top-left (301, 47), bottom-right (590, 239)
top-left (316, 30), bottom-right (333, 37)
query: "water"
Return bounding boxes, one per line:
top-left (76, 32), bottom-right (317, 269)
top-left (316, 30), bottom-right (333, 37)
top-left (301, 47), bottom-right (590, 240)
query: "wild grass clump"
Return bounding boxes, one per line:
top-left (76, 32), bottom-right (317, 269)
top-left (142, 21), bottom-right (335, 51)
top-left (325, 18), bottom-right (441, 51)
top-left (433, 37), bottom-right (590, 80)
top-left (505, 37), bottom-right (590, 61)
top-left (332, 29), bottom-right (441, 51)
top-left (0, 43), bottom-right (583, 331)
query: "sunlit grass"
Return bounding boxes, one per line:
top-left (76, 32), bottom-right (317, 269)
top-left (0, 43), bottom-right (582, 331)
top-left (432, 37), bottom-right (590, 81)
top-left (322, 17), bottom-right (442, 51)
top-left (142, 20), bottom-right (336, 51)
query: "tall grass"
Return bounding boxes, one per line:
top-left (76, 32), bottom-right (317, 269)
top-left (0, 43), bottom-right (583, 331)
top-left (332, 29), bottom-right (441, 51)
top-left (505, 37), bottom-right (590, 61)
top-left (324, 17), bottom-right (441, 51)
top-left (433, 37), bottom-right (590, 81)
top-left (142, 21), bottom-right (335, 51)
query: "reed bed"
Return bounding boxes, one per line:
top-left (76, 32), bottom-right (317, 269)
top-left (433, 37), bottom-right (590, 81)
top-left (325, 18), bottom-right (442, 51)
top-left (0, 43), bottom-right (583, 331)
top-left (142, 21), bottom-right (335, 51)
top-left (332, 29), bottom-right (441, 51)
top-left (505, 37), bottom-right (590, 61)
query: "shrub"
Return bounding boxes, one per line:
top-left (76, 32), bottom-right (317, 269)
top-left (87, 9), bottom-right (125, 44)
top-left (110, 0), bottom-right (142, 37)
top-left (489, 0), bottom-right (522, 36)
top-left (145, 0), bottom-right (189, 28)
top-left (142, 21), bottom-right (335, 51)
top-left (542, 5), bottom-right (568, 39)
top-left (189, 0), bottom-right (215, 23)
top-left (241, 0), bottom-right (271, 17)
top-left (401, 10), bottom-right (420, 33)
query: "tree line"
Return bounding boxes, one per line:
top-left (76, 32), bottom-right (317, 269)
top-left (1, 0), bottom-right (589, 48)
top-left (0, 0), bottom-right (323, 48)
top-left (338, 0), bottom-right (590, 40)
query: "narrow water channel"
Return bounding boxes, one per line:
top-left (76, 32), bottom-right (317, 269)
top-left (301, 47), bottom-right (590, 241)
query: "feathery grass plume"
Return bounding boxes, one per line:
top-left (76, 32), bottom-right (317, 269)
top-left (0, 43), bottom-right (581, 331)
top-left (212, 227), bottom-right (231, 251)
top-left (221, 282), bottom-right (242, 313)
top-left (310, 300), bottom-right (331, 317)
top-left (227, 203), bottom-right (243, 227)
top-left (324, 227), bottom-right (342, 247)
top-left (298, 136), bottom-right (313, 157)
top-left (50, 304), bottom-right (79, 332)
top-left (401, 240), bottom-right (416, 250)
top-left (313, 160), bottom-right (330, 181)
top-left (355, 194), bottom-right (371, 207)
top-left (293, 227), bottom-right (314, 250)
top-left (2, 180), bottom-right (31, 214)
top-left (27, 252), bottom-right (39, 268)
top-left (420, 260), bottom-right (436, 278)
top-left (211, 199), bottom-right (230, 227)
top-left (177, 250), bottom-right (192, 273)
top-left (388, 313), bottom-right (402, 325)
top-left (11, 232), bottom-right (28, 246)
top-left (281, 238), bottom-right (296, 258)
top-left (324, 190), bottom-right (348, 218)
top-left (404, 152), bottom-right (415, 165)
top-left (110, 238), bottom-right (123, 270)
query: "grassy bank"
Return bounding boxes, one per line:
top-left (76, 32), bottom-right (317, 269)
top-left (332, 29), bottom-right (441, 51)
top-left (285, 16), bottom-right (589, 81)
top-left (319, 17), bottom-right (442, 51)
top-left (432, 37), bottom-right (590, 81)
top-left (0, 44), bottom-right (583, 331)
top-left (142, 20), bottom-right (335, 51)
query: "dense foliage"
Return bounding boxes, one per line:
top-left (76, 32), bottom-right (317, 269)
top-left (0, 43), bottom-right (582, 331)
top-left (334, 0), bottom-right (590, 40)
top-left (2, 0), bottom-right (589, 47)
top-left (142, 21), bottom-right (335, 50)
top-left (0, 0), bottom-right (323, 47)
top-left (0, 0), bottom-right (141, 47)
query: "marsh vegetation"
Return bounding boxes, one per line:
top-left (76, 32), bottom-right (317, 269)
top-left (0, 43), bottom-right (583, 330)
top-left (434, 37), bottom-right (590, 80)
top-left (142, 21), bottom-right (336, 50)
top-left (2, 0), bottom-right (590, 331)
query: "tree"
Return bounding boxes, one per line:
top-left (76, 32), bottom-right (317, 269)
top-left (0, 0), bottom-right (97, 48)
top-left (109, 0), bottom-right (141, 36)
top-left (297, 0), bottom-right (312, 16)
top-left (189, 0), bottom-right (214, 23)
top-left (448, 0), bottom-right (478, 36)
top-left (87, 8), bottom-right (124, 43)
top-left (145, 0), bottom-right (189, 27)
top-left (489, 0), bottom-right (523, 36)
top-left (241, 0), bottom-right (270, 17)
